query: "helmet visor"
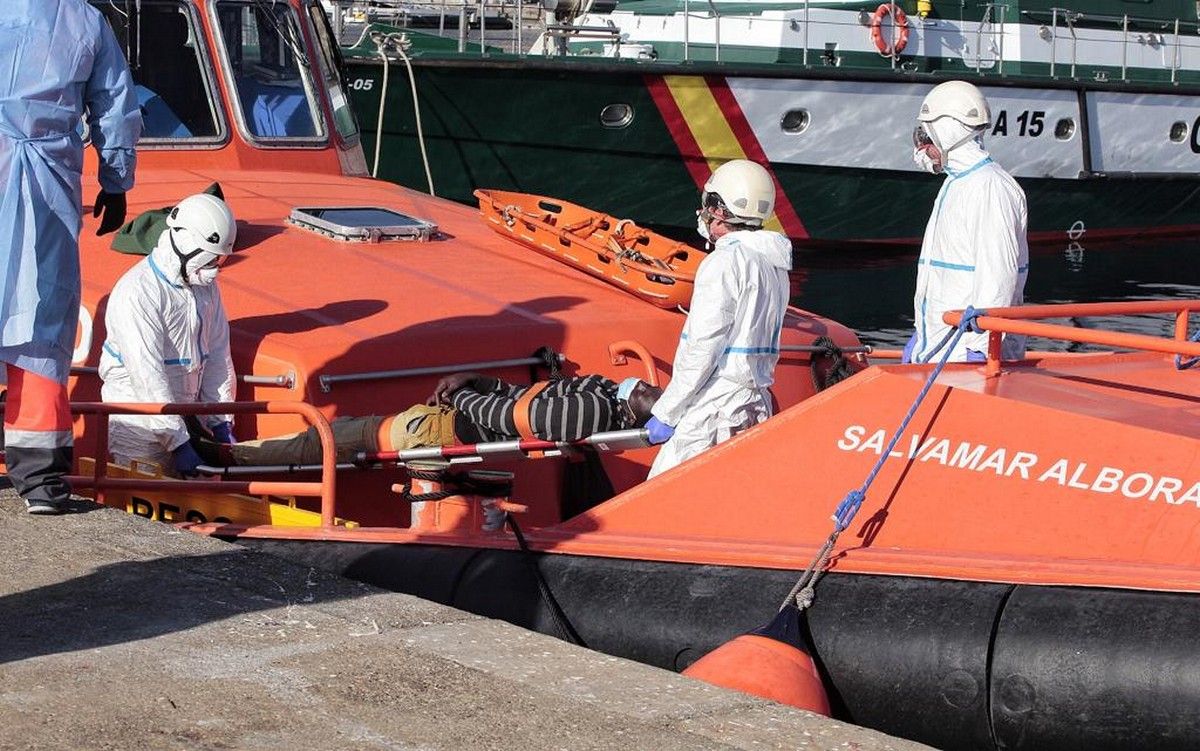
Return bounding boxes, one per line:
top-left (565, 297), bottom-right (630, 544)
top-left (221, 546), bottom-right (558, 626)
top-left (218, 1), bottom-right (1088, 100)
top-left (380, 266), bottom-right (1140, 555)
top-left (912, 124), bottom-right (935, 150)
top-left (699, 190), bottom-right (726, 224)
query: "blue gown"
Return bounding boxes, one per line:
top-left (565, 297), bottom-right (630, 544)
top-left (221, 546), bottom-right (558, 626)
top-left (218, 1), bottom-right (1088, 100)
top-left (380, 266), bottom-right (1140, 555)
top-left (0, 0), bottom-right (142, 383)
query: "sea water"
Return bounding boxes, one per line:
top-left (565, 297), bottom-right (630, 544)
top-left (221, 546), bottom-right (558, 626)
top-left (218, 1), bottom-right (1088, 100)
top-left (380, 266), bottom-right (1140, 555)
top-left (791, 238), bottom-right (1200, 352)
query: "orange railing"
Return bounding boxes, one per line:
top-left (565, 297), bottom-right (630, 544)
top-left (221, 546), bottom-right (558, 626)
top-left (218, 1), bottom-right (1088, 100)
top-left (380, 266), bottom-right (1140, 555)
top-left (65, 401), bottom-right (338, 527)
top-left (944, 300), bottom-right (1200, 376)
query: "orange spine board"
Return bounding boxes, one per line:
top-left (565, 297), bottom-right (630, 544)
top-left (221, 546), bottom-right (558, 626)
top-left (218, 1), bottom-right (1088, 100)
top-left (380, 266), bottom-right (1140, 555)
top-left (475, 189), bottom-right (701, 309)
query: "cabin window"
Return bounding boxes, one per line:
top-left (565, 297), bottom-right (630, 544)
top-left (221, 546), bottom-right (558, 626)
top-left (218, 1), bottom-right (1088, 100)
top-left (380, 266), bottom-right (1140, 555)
top-left (212, 0), bottom-right (327, 142)
top-left (90, 1), bottom-right (224, 142)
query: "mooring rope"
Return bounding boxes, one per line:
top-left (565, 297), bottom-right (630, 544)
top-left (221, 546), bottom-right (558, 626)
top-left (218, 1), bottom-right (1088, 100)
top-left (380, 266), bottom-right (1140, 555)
top-left (779, 306), bottom-right (987, 612)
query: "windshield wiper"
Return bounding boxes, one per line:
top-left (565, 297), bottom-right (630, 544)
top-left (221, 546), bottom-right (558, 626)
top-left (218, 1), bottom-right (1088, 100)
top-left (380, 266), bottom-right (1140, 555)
top-left (248, 0), bottom-right (311, 67)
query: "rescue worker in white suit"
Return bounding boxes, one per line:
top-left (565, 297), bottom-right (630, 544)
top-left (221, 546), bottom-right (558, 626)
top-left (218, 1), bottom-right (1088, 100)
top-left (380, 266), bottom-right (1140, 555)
top-left (645, 160), bottom-right (793, 478)
top-left (99, 194), bottom-right (238, 476)
top-left (905, 80), bottom-right (1029, 364)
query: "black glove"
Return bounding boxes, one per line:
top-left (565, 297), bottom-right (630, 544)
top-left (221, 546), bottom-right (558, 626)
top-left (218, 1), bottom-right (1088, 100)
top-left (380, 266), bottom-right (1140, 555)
top-left (93, 190), bottom-right (127, 236)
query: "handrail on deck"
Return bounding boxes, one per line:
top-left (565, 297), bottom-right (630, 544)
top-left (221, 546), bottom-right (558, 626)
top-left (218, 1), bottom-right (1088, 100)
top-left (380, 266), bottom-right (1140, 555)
top-left (70, 365), bottom-right (294, 388)
top-left (943, 300), bottom-right (1200, 377)
top-left (65, 400), bottom-right (339, 527)
top-left (318, 352), bottom-right (566, 392)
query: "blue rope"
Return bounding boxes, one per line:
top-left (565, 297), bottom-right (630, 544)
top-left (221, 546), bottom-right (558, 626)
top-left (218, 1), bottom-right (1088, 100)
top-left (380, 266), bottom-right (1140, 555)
top-left (781, 307), bottom-right (988, 612)
top-left (1175, 328), bottom-right (1200, 370)
top-left (832, 306), bottom-right (985, 532)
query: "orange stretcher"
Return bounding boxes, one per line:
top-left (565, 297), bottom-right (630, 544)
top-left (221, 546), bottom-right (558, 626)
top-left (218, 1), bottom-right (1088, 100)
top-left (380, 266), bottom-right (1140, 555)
top-left (475, 189), bottom-right (702, 309)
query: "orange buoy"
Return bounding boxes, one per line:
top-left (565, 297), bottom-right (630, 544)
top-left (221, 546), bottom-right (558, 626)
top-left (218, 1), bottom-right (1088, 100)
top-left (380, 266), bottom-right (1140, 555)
top-left (683, 634), bottom-right (831, 714)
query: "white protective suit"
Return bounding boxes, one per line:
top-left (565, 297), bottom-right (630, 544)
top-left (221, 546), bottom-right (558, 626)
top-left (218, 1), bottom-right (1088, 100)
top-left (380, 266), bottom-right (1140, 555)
top-left (648, 229), bottom-right (792, 478)
top-left (911, 123), bottom-right (1029, 363)
top-left (99, 231), bottom-right (236, 470)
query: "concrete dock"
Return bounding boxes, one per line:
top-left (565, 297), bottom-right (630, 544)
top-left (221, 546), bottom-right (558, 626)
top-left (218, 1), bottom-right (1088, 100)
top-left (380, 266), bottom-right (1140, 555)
top-left (0, 491), bottom-right (928, 751)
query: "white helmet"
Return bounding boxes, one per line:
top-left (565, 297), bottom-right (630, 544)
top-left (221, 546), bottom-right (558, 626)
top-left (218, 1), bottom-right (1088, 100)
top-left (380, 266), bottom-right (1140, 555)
top-left (918, 80), bottom-right (991, 128)
top-left (165, 193), bottom-right (236, 286)
top-left (702, 160), bottom-right (775, 227)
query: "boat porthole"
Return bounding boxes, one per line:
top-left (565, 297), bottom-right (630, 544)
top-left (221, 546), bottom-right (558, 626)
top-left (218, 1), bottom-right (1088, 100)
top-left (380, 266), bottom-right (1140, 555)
top-left (599, 103), bottom-right (634, 129)
top-left (1169, 121), bottom-right (1189, 143)
top-left (1054, 117), bottom-right (1075, 141)
top-left (781, 108), bottom-right (810, 135)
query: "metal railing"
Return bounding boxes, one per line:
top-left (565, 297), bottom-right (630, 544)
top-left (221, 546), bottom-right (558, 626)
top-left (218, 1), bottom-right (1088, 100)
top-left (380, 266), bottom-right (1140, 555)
top-left (318, 353), bottom-right (565, 392)
top-left (69, 365), bottom-right (294, 388)
top-left (1033, 7), bottom-right (1198, 82)
top-left (331, 0), bottom-right (1199, 84)
top-left (66, 400), bottom-right (339, 527)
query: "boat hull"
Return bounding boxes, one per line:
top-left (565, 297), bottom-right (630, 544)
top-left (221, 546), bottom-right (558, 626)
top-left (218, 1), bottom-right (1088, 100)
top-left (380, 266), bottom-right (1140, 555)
top-left (345, 58), bottom-right (1200, 245)
top-left (243, 538), bottom-right (1200, 751)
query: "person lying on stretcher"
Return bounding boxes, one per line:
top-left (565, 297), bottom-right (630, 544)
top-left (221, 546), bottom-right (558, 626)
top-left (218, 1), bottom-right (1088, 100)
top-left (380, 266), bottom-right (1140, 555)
top-left (193, 373), bottom-right (662, 467)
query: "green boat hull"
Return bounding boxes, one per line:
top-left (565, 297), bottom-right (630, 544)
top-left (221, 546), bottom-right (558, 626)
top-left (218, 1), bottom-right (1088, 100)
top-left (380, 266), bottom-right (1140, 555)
top-left (345, 58), bottom-right (1200, 245)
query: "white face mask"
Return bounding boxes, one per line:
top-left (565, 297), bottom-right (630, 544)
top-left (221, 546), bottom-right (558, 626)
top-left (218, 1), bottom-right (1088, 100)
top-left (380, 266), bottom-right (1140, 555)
top-left (189, 265), bottom-right (220, 286)
top-left (183, 249), bottom-right (226, 286)
top-left (912, 146), bottom-right (939, 174)
top-left (696, 210), bottom-right (711, 241)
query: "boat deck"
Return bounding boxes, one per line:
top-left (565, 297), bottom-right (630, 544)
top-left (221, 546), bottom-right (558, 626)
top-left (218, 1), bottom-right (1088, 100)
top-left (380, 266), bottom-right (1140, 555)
top-left (930, 353), bottom-right (1200, 439)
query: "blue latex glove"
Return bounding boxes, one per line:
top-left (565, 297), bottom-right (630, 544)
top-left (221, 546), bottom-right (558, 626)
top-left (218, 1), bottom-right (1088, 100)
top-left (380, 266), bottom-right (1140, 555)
top-left (965, 349), bottom-right (987, 363)
top-left (645, 416), bottom-right (675, 445)
top-left (211, 421), bottom-right (236, 444)
top-left (901, 333), bottom-right (917, 364)
top-left (172, 442), bottom-right (203, 477)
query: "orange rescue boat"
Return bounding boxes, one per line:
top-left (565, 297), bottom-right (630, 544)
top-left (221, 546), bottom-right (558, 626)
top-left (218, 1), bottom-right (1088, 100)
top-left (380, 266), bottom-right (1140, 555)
top-left (44, 4), bottom-right (1200, 750)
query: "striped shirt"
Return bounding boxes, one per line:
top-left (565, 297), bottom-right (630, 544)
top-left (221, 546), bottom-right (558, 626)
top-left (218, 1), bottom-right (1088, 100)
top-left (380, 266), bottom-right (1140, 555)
top-left (450, 375), bottom-right (621, 442)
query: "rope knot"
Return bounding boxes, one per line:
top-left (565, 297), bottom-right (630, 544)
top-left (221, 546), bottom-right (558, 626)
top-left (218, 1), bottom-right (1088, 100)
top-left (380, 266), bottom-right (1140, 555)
top-left (959, 305), bottom-right (986, 334)
top-left (794, 588), bottom-right (815, 611)
top-left (832, 489), bottom-right (865, 532)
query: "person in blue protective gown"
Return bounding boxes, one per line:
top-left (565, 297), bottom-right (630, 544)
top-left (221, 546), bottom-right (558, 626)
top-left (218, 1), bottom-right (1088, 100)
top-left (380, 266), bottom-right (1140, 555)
top-left (645, 160), bottom-right (793, 479)
top-left (0, 0), bottom-right (142, 514)
top-left (904, 80), bottom-right (1029, 364)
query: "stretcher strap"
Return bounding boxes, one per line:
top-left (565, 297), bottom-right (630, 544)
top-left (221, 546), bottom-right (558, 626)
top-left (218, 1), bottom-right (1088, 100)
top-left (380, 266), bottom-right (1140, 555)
top-left (512, 381), bottom-right (550, 441)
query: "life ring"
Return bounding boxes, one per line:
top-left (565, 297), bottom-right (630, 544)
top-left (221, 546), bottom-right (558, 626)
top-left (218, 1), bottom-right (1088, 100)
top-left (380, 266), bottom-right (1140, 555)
top-left (869, 3), bottom-right (909, 57)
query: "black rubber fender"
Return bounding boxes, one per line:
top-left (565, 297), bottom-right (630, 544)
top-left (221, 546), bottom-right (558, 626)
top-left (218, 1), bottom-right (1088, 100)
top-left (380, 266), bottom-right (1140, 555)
top-left (805, 574), bottom-right (1010, 750)
top-left (991, 585), bottom-right (1200, 751)
top-left (238, 539), bottom-right (1200, 751)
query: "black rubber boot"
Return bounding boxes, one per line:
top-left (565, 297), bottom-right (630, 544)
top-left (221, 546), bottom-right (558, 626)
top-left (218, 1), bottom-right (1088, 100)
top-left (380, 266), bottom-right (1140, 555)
top-left (6, 444), bottom-right (73, 515)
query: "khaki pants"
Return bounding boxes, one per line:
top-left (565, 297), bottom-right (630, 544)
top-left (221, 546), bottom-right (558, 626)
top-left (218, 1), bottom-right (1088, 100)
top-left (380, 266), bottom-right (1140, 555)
top-left (230, 405), bottom-right (457, 465)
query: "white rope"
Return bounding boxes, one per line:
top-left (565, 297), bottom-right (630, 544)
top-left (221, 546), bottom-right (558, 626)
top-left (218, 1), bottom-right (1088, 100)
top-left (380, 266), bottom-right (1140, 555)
top-left (395, 41), bottom-right (436, 196)
top-left (370, 33), bottom-right (436, 196)
top-left (371, 34), bottom-right (390, 178)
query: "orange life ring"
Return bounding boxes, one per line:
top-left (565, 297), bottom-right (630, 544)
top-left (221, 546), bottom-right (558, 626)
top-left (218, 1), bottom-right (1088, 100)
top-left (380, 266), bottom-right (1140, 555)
top-left (869, 3), bottom-right (909, 57)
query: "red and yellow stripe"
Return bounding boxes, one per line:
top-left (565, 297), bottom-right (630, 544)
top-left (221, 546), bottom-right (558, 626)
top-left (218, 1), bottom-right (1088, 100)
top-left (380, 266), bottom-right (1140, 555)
top-left (646, 75), bottom-right (808, 239)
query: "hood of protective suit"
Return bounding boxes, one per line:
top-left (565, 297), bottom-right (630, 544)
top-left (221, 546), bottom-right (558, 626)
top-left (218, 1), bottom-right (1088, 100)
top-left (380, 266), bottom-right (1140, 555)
top-left (148, 228), bottom-right (192, 287)
top-left (927, 117), bottom-right (990, 173)
top-left (717, 229), bottom-right (793, 271)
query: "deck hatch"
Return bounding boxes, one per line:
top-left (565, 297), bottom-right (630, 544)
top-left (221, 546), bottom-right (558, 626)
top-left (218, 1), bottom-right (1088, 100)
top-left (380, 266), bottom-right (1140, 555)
top-left (288, 207), bottom-right (438, 242)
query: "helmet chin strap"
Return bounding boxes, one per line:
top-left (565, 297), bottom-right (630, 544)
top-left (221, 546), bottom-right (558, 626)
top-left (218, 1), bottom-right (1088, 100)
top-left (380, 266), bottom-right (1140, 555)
top-left (168, 230), bottom-right (206, 287)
